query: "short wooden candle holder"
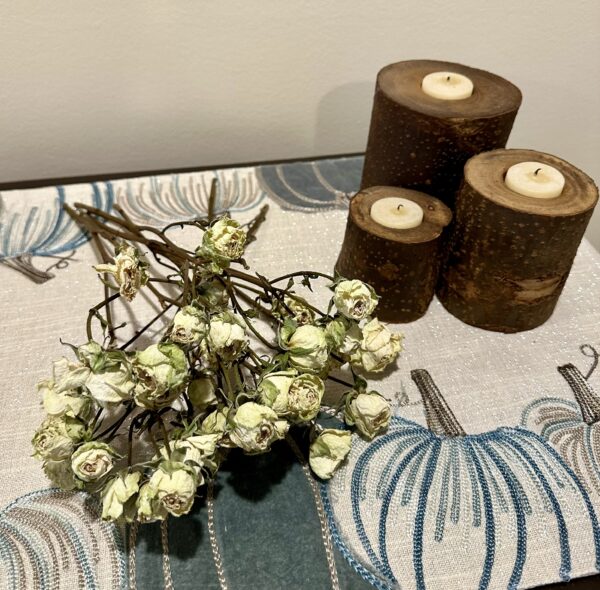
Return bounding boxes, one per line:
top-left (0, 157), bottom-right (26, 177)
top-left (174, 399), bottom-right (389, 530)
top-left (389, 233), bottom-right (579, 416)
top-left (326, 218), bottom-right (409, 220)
top-left (335, 186), bottom-right (452, 323)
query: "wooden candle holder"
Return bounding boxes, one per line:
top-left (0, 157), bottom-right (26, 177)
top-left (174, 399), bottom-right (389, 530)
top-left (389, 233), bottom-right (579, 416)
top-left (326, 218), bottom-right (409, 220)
top-left (437, 149), bottom-right (599, 333)
top-left (335, 186), bottom-right (452, 323)
top-left (361, 59), bottom-right (522, 207)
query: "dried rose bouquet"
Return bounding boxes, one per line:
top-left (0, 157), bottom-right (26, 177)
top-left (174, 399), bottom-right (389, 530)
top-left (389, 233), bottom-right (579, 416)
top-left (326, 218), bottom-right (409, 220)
top-left (32, 190), bottom-right (402, 523)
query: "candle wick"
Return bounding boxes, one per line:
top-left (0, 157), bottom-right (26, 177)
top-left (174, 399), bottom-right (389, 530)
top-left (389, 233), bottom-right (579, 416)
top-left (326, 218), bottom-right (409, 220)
top-left (534, 168), bottom-right (542, 176)
top-left (446, 75), bottom-right (451, 81)
top-left (396, 204), bottom-right (404, 210)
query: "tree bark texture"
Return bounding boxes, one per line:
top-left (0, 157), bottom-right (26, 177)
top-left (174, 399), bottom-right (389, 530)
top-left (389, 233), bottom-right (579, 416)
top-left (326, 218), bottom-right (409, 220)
top-left (437, 149), bottom-right (599, 333)
top-left (361, 60), bottom-right (522, 208)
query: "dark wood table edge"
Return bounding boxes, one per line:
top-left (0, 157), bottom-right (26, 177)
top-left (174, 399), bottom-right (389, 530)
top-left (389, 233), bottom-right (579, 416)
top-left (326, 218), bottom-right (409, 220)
top-left (1, 150), bottom-right (598, 590)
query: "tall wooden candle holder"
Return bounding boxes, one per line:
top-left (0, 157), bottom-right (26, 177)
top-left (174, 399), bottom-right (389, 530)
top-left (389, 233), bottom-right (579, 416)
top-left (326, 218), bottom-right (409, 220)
top-left (335, 186), bottom-right (452, 323)
top-left (360, 59), bottom-right (522, 207)
top-left (438, 149), bottom-right (599, 333)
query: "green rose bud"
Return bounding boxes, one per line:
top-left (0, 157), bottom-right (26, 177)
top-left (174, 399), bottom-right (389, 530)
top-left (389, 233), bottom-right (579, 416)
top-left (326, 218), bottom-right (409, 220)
top-left (170, 305), bottom-right (207, 345)
top-left (196, 279), bottom-right (229, 309)
top-left (139, 462), bottom-right (198, 519)
top-left (229, 402), bottom-right (289, 454)
top-left (196, 217), bottom-right (247, 271)
top-left (94, 243), bottom-right (148, 301)
top-left (71, 442), bottom-right (119, 482)
top-left (352, 318), bottom-right (402, 373)
top-left (133, 343), bottom-right (188, 409)
top-left (309, 429), bottom-right (352, 480)
top-left (101, 471), bottom-right (141, 521)
top-left (43, 458), bottom-right (79, 491)
top-left (282, 324), bottom-right (329, 373)
top-left (208, 312), bottom-right (248, 362)
top-left (257, 370), bottom-right (298, 415)
top-left (32, 415), bottom-right (86, 461)
top-left (200, 406), bottom-right (229, 435)
top-left (287, 374), bottom-right (324, 422)
top-left (324, 317), bottom-right (347, 350)
top-left (188, 377), bottom-right (217, 411)
top-left (85, 350), bottom-right (135, 407)
top-left (333, 279), bottom-right (378, 321)
top-left (76, 341), bottom-right (104, 372)
top-left (344, 390), bottom-right (391, 440)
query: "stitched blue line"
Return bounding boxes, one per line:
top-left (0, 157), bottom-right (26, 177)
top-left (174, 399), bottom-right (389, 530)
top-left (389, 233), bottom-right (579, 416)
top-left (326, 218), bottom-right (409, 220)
top-left (500, 432), bottom-right (571, 581)
top-left (466, 441), bottom-right (496, 590)
top-left (479, 439), bottom-right (527, 590)
top-left (352, 437), bottom-right (430, 583)
top-left (320, 483), bottom-right (393, 590)
top-left (410, 440), bottom-right (442, 590)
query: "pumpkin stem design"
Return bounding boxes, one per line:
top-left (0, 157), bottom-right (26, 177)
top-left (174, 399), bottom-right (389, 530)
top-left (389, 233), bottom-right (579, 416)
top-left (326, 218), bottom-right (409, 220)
top-left (411, 369), bottom-right (466, 437)
top-left (558, 363), bottom-right (600, 425)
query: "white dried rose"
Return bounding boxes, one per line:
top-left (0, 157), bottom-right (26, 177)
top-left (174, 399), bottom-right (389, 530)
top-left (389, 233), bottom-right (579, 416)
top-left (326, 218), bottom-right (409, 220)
top-left (309, 429), bottom-right (352, 480)
top-left (229, 402), bottom-right (289, 454)
top-left (345, 390), bottom-right (391, 440)
top-left (196, 217), bottom-right (247, 271)
top-left (333, 279), bottom-right (378, 321)
top-left (338, 322), bottom-right (362, 357)
top-left (187, 377), bottom-right (217, 411)
top-left (258, 370), bottom-right (298, 415)
top-left (71, 442), bottom-right (119, 482)
top-left (208, 312), bottom-right (248, 362)
top-left (94, 244), bottom-right (148, 301)
top-left (157, 434), bottom-right (221, 478)
top-left (101, 471), bottom-right (141, 521)
top-left (52, 357), bottom-right (90, 392)
top-left (39, 378), bottom-right (91, 418)
top-left (140, 461), bottom-right (198, 519)
top-left (287, 373), bottom-right (324, 422)
top-left (85, 351), bottom-right (135, 406)
top-left (352, 318), bottom-right (402, 373)
top-left (32, 415), bottom-right (86, 461)
top-left (282, 324), bottom-right (329, 373)
top-left (133, 343), bottom-right (188, 409)
top-left (170, 305), bottom-right (207, 345)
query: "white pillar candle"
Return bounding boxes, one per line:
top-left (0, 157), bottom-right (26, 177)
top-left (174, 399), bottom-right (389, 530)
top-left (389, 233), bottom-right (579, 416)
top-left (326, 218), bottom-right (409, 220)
top-left (421, 71), bottom-right (474, 100)
top-left (370, 197), bottom-right (424, 229)
top-left (504, 161), bottom-right (565, 199)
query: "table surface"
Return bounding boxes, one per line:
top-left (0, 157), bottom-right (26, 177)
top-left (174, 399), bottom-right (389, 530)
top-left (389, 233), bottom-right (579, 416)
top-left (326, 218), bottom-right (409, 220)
top-left (1, 154), bottom-right (599, 590)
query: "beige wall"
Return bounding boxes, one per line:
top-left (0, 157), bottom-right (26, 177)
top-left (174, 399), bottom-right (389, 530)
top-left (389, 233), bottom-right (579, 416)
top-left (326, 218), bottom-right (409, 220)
top-left (1, 1), bottom-right (600, 247)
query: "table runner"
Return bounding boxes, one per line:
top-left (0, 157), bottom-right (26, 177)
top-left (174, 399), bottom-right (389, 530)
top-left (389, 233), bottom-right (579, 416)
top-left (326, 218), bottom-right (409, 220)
top-left (1, 156), bottom-right (599, 589)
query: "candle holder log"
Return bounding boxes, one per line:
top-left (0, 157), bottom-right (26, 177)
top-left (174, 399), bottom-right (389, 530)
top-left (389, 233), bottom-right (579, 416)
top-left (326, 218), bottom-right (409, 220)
top-left (361, 59), bottom-right (522, 208)
top-left (335, 186), bottom-right (452, 323)
top-left (437, 148), bottom-right (599, 333)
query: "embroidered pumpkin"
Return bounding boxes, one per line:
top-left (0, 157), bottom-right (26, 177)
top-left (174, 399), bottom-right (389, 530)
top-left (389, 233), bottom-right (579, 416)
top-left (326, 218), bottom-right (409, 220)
top-left (522, 361), bottom-right (600, 497)
top-left (322, 369), bottom-right (600, 590)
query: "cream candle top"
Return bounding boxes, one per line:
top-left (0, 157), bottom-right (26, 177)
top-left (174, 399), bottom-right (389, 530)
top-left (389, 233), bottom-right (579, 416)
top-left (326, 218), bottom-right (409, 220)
top-left (370, 197), bottom-right (424, 229)
top-left (421, 71), bottom-right (474, 100)
top-left (504, 161), bottom-right (565, 199)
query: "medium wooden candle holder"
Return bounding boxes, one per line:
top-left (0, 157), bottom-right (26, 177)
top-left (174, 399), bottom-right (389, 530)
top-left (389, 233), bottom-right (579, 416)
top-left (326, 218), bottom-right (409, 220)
top-left (360, 59), bottom-right (522, 207)
top-left (437, 148), bottom-right (599, 333)
top-left (335, 186), bottom-right (452, 323)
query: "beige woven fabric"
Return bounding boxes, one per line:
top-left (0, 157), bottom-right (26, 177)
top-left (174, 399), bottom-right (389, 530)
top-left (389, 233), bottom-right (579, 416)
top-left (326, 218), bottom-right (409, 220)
top-left (1, 160), bottom-right (599, 589)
